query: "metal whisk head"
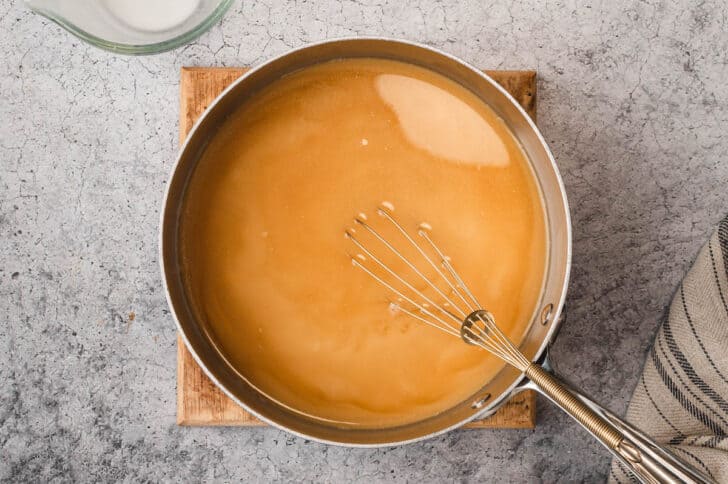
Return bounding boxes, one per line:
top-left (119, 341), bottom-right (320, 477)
top-left (345, 204), bottom-right (531, 373)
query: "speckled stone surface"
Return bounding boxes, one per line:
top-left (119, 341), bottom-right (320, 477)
top-left (2, 0), bottom-right (728, 481)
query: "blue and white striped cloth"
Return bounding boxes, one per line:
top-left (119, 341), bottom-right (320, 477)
top-left (610, 215), bottom-right (728, 482)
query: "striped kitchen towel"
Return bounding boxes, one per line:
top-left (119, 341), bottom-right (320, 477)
top-left (609, 215), bottom-right (728, 483)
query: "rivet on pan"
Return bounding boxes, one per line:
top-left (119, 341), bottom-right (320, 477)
top-left (541, 303), bottom-right (554, 326)
top-left (471, 393), bottom-right (491, 409)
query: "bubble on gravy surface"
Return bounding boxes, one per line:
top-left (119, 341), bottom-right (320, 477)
top-left (180, 58), bottom-right (547, 427)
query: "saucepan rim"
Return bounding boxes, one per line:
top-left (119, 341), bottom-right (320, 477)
top-left (160, 36), bottom-right (572, 446)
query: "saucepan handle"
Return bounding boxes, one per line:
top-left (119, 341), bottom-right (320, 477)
top-left (522, 364), bottom-right (715, 484)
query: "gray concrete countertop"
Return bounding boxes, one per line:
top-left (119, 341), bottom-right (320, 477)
top-left (2, 0), bottom-right (727, 481)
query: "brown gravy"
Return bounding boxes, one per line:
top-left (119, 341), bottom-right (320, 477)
top-left (181, 58), bottom-right (547, 427)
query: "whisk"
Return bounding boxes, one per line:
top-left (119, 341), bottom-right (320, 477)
top-left (345, 205), bottom-right (713, 484)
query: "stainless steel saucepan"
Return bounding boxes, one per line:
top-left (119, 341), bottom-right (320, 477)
top-left (161, 38), bottom-right (712, 482)
top-left (161, 38), bottom-right (622, 451)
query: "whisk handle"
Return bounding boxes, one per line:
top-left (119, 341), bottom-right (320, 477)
top-left (524, 364), bottom-right (714, 484)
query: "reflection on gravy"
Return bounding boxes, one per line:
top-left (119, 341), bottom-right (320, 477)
top-left (181, 58), bottom-right (547, 427)
top-left (375, 74), bottom-right (509, 166)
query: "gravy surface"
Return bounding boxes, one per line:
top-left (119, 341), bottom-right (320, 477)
top-left (181, 58), bottom-right (547, 427)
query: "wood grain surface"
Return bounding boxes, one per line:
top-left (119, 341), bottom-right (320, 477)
top-left (177, 66), bottom-right (537, 429)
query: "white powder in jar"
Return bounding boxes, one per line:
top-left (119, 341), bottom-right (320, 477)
top-left (103, 0), bottom-right (201, 32)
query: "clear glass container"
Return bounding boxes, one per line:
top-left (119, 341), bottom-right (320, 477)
top-left (25, 0), bottom-right (234, 55)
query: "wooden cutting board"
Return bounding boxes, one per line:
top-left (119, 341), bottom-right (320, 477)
top-left (177, 66), bottom-right (538, 429)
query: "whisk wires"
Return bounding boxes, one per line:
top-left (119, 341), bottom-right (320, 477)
top-left (346, 205), bottom-right (531, 372)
